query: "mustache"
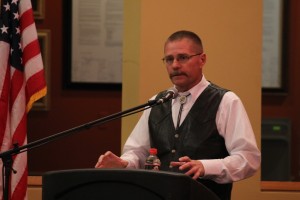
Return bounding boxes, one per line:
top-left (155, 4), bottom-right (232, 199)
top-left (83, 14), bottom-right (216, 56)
top-left (169, 71), bottom-right (187, 78)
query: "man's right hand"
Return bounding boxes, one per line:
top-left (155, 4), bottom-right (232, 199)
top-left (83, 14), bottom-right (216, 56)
top-left (95, 151), bottom-right (128, 168)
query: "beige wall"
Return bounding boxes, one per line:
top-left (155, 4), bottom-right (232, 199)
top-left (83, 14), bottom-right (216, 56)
top-left (122, 0), bottom-right (300, 200)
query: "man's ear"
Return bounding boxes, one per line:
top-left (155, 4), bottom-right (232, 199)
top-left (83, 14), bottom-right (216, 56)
top-left (200, 53), bottom-right (207, 66)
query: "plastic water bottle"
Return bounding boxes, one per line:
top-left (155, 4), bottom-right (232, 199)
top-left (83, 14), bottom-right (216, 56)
top-left (144, 148), bottom-right (161, 170)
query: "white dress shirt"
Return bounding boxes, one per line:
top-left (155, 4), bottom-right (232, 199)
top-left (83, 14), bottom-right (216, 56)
top-left (121, 75), bottom-right (261, 183)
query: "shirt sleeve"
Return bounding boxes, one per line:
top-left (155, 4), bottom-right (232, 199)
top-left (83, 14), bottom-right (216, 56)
top-left (120, 107), bottom-right (151, 169)
top-left (200, 92), bottom-right (261, 183)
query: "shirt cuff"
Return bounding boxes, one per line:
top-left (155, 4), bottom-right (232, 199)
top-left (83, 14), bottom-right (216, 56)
top-left (120, 155), bottom-right (139, 169)
top-left (200, 159), bottom-right (223, 177)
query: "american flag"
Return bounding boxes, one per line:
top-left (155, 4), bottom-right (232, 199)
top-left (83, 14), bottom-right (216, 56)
top-left (0, 0), bottom-right (47, 199)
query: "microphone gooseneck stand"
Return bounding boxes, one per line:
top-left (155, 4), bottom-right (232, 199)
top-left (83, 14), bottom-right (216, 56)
top-left (0, 98), bottom-right (168, 200)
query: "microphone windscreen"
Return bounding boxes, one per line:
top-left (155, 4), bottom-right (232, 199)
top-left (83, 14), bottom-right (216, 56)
top-left (166, 87), bottom-right (178, 99)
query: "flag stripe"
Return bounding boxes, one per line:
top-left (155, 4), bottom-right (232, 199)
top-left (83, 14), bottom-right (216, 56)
top-left (24, 53), bottom-right (44, 81)
top-left (19, 8), bottom-right (34, 32)
top-left (26, 70), bottom-right (46, 100)
top-left (12, 113), bottom-right (26, 151)
top-left (19, 0), bottom-right (32, 16)
top-left (11, 168), bottom-right (27, 200)
top-left (22, 40), bottom-right (41, 68)
top-left (21, 23), bottom-right (38, 53)
top-left (11, 147), bottom-right (28, 200)
top-left (10, 70), bottom-right (24, 111)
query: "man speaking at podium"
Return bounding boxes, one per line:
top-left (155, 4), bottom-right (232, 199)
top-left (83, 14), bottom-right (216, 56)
top-left (95, 30), bottom-right (261, 200)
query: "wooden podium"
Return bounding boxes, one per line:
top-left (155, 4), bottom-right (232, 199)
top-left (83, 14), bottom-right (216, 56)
top-left (42, 169), bottom-right (220, 200)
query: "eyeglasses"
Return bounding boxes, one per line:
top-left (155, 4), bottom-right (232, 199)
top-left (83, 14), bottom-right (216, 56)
top-left (162, 53), bottom-right (202, 65)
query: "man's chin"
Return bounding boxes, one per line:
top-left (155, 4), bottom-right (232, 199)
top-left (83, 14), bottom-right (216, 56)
top-left (171, 82), bottom-right (187, 91)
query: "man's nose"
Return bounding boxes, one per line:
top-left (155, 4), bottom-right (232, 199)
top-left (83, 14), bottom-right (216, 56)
top-left (171, 58), bottom-right (181, 68)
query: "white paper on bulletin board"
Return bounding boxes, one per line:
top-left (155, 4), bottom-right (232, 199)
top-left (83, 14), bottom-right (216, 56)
top-left (71, 0), bottom-right (123, 84)
top-left (262, 0), bottom-right (284, 89)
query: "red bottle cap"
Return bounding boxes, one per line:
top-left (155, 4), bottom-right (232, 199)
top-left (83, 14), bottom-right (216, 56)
top-left (149, 148), bottom-right (157, 155)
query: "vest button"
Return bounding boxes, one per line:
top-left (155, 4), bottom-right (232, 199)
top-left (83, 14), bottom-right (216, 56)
top-left (174, 134), bottom-right (179, 138)
top-left (169, 165), bottom-right (173, 168)
top-left (171, 149), bottom-right (176, 153)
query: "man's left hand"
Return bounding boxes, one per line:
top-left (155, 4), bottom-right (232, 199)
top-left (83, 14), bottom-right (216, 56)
top-left (170, 156), bottom-right (205, 179)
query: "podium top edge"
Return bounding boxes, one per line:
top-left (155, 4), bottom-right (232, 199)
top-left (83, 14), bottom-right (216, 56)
top-left (43, 168), bottom-right (190, 178)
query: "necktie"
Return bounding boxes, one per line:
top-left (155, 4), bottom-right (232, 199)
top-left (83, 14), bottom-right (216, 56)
top-left (175, 93), bottom-right (190, 130)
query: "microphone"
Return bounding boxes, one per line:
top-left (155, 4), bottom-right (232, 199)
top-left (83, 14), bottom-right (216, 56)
top-left (156, 87), bottom-right (178, 104)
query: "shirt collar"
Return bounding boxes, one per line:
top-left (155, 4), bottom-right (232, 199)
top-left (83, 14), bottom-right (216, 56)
top-left (173, 74), bottom-right (210, 104)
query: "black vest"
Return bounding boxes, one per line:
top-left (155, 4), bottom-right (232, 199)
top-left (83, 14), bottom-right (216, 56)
top-left (149, 83), bottom-right (232, 200)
